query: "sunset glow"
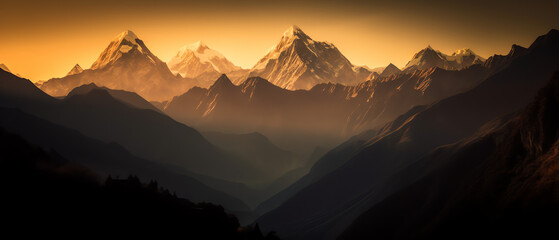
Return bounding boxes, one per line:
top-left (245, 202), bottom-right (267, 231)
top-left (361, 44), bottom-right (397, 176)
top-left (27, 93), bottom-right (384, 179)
top-left (1, 0), bottom-right (558, 81)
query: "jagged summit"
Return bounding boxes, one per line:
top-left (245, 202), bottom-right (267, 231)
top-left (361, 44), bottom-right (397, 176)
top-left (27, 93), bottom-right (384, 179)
top-left (39, 30), bottom-right (192, 101)
top-left (240, 76), bottom-right (279, 90)
top-left (404, 45), bottom-right (485, 72)
top-left (483, 44), bottom-right (527, 70)
top-left (66, 64), bottom-right (84, 76)
top-left (282, 25), bottom-right (308, 39)
top-left (379, 63), bottom-right (401, 77)
top-left (248, 25), bottom-right (367, 90)
top-left (529, 28), bottom-right (559, 49)
top-left (210, 74), bottom-right (235, 89)
top-left (509, 44), bottom-right (527, 56)
top-left (452, 48), bottom-right (475, 56)
top-left (90, 30), bottom-right (159, 70)
top-left (168, 42), bottom-right (241, 78)
top-left (183, 41), bottom-right (210, 52)
top-left (116, 30), bottom-right (139, 43)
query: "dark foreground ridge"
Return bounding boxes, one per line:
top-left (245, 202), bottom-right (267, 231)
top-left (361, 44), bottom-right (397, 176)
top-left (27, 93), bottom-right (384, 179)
top-left (0, 128), bottom-right (279, 239)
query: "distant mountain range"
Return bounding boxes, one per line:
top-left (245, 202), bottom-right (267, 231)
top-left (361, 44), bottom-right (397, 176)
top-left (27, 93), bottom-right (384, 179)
top-left (167, 41), bottom-right (249, 88)
top-left (2, 25), bottom-right (558, 240)
top-left (256, 29), bottom-right (559, 240)
top-left (37, 31), bottom-right (197, 101)
top-left (29, 27), bottom-right (491, 102)
top-left (0, 69), bottom-right (279, 187)
top-left (164, 62), bottom-right (490, 153)
top-left (403, 46), bottom-right (485, 72)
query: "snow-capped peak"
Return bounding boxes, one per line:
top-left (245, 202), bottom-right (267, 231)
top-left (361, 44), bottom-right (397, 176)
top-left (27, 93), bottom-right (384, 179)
top-left (91, 30), bottom-right (160, 70)
top-left (281, 25), bottom-right (312, 43)
top-left (404, 46), bottom-right (485, 71)
top-left (452, 48), bottom-right (475, 56)
top-left (283, 25), bottom-right (304, 37)
top-left (168, 42), bottom-right (241, 78)
top-left (249, 25), bottom-right (363, 90)
top-left (116, 30), bottom-right (139, 43)
top-left (183, 41), bottom-right (209, 52)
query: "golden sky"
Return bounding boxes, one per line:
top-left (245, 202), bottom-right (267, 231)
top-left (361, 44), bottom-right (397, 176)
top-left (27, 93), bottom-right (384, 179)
top-left (1, 0), bottom-right (558, 81)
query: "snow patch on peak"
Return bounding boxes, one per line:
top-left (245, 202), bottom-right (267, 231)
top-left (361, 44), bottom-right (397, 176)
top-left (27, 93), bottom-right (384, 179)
top-left (90, 30), bottom-right (161, 70)
top-left (182, 41), bottom-right (209, 52)
top-left (452, 48), bottom-right (475, 56)
top-left (282, 25), bottom-right (310, 41)
top-left (116, 30), bottom-right (139, 43)
top-left (405, 46), bottom-right (486, 71)
top-left (168, 42), bottom-right (241, 78)
top-left (283, 25), bottom-right (303, 36)
top-left (119, 45), bottom-right (133, 53)
top-left (179, 42), bottom-right (228, 63)
top-left (249, 25), bottom-right (363, 90)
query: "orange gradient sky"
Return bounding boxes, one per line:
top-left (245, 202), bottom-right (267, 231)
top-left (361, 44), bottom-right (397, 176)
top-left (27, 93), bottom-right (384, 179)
top-left (1, 0), bottom-right (558, 81)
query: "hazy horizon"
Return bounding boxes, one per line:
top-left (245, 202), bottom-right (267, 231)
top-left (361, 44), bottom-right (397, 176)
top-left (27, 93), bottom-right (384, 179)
top-left (1, 0), bottom-right (558, 81)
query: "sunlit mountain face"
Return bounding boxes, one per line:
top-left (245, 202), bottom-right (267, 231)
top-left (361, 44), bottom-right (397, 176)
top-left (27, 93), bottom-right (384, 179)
top-left (1, 0), bottom-right (558, 238)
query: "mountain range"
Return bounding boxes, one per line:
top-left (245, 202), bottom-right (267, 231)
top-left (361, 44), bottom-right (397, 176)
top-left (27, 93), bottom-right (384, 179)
top-left (164, 61), bottom-right (490, 154)
top-left (256, 29), bottom-right (559, 240)
top-left (403, 46), bottom-right (485, 72)
top-left (1, 68), bottom-right (292, 189)
top-left (37, 30), bottom-right (197, 101)
top-left (339, 71), bottom-right (559, 240)
top-left (30, 27), bottom-right (490, 104)
top-left (2, 25), bottom-right (558, 240)
top-left (167, 41), bottom-right (248, 87)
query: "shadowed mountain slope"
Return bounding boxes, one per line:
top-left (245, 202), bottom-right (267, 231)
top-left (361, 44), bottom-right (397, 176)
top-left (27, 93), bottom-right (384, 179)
top-left (339, 71), bottom-right (559, 240)
top-left (256, 29), bottom-right (559, 240)
top-left (0, 128), bottom-right (277, 239)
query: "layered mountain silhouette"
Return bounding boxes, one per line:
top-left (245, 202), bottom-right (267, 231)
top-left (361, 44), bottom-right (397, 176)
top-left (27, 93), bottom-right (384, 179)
top-left (67, 83), bottom-right (161, 112)
top-left (203, 131), bottom-right (298, 180)
top-left (0, 129), bottom-right (277, 239)
top-left (339, 71), bottom-right (559, 240)
top-left (246, 25), bottom-right (370, 90)
top-left (37, 30), bottom-right (197, 101)
top-left (0, 69), bottom-right (266, 186)
top-left (256, 29), bottom-right (559, 240)
top-left (0, 107), bottom-right (247, 211)
top-left (165, 62), bottom-right (489, 153)
top-left (5, 24), bottom-right (559, 240)
top-left (403, 46), bottom-right (485, 72)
